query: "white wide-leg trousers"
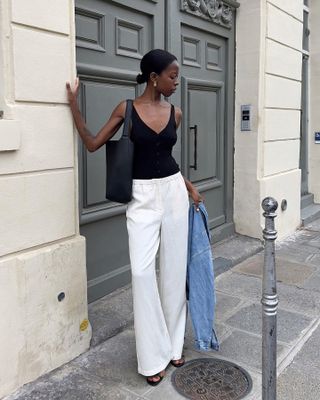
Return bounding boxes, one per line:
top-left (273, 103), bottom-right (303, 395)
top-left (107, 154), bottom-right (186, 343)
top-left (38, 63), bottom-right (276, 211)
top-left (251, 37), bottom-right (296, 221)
top-left (126, 171), bottom-right (189, 376)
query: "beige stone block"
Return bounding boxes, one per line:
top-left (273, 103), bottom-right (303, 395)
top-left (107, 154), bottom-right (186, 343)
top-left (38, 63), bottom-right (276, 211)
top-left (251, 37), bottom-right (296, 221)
top-left (307, 4), bottom-right (319, 200)
top-left (265, 75), bottom-right (301, 109)
top-left (309, 1), bottom-right (320, 201)
top-left (234, 0), bottom-right (266, 240)
top-left (310, 4), bottom-right (320, 52)
top-left (264, 139), bottom-right (300, 176)
top-left (0, 120), bottom-right (21, 151)
top-left (309, 143), bottom-right (320, 203)
top-left (12, 26), bottom-right (71, 102)
top-left (266, 39), bottom-right (302, 81)
top-left (11, 0), bottom-right (69, 34)
top-left (236, 51), bottom-right (260, 79)
top-left (235, 65), bottom-right (259, 132)
top-left (236, 6), bottom-right (261, 53)
top-left (0, 170), bottom-right (76, 256)
top-left (234, 141), bottom-right (259, 171)
top-left (267, 3), bottom-right (303, 51)
top-left (260, 169), bottom-right (301, 240)
top-left (310, 97), bottom-right (320, 114)
top-left (0, 258), bottom-right (24, 397)
top-left (17, 236), bottom-right (90, 383)
top-left (235, 77), bottom-right (259, 104)
top-left (0, 237), bottom-right (91, 398)
top-left (0, 105), bottom-right (74, 174)
top-left (311, 51), bottom-right (320, 78)
top-left (267, 0), bottom-right (303, 21)
top-left (265, 109), bottom-right (300, 141)
top-left (234, 170), bottom-right (261, 239)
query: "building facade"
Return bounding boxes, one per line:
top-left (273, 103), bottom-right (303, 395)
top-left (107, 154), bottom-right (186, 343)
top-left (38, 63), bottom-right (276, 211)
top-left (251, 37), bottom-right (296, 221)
top-left (0, 0), bottom-right (319, 397)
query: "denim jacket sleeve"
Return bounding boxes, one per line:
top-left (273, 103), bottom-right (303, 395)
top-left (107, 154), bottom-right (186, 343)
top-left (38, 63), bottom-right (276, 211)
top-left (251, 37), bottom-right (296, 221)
top-left (186, 202), bottom-right (220, 351)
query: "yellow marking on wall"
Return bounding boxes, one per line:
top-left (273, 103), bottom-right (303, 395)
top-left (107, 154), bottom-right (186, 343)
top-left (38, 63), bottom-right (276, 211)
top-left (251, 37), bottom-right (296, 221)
top-left (80, 319), bottom-right (89, 331)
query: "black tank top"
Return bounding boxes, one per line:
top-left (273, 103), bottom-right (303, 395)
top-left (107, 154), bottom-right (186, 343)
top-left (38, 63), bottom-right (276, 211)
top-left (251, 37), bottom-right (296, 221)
top-left (130, 103), bottom-right (180, 179)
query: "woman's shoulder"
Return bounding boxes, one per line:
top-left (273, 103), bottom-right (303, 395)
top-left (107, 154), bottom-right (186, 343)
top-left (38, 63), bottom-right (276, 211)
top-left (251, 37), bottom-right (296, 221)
top-left (171, 104), bottom-right (182, 127)
top-left (161, 101), bottom-right (181, 117)
top-left (173, 104), bottom-right (182, 117)
top-left (112, 99), bottom-right (131, 119)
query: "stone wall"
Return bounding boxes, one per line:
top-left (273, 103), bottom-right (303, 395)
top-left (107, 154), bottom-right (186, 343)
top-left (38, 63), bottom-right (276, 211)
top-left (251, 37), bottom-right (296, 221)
top-left (0, 1), bottom-right (91, 397)
top-left (234, 0), bottom-right (303, 239)
top-left (309, 1), bottom-right (320, 202)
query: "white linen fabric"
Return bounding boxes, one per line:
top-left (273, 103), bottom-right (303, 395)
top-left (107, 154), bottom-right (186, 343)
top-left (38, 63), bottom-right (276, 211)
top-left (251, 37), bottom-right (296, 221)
top-left (126, 171), bottom-right (189, 376)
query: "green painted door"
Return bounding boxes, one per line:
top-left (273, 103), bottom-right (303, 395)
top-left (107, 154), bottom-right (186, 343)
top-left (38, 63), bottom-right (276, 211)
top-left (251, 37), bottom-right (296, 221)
top-left (168, 1), bottom-right (237, 241)
top-left (75, 0), bottom-right (239, 302)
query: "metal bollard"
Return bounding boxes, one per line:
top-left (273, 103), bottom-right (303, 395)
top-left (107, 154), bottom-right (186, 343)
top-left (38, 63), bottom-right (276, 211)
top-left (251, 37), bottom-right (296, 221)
top-left (261, 197), bottom-right (278, 400)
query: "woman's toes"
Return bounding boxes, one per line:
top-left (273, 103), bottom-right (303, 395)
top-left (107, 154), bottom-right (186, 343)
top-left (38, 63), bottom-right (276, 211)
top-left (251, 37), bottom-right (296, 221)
top-left (147, 375), bottom-right (160, 383)
top-left (171, 356), bottom-right (185, 366)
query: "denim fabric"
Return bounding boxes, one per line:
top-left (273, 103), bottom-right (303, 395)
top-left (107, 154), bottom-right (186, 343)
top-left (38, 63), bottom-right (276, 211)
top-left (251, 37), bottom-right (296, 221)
top-left (186, 202), bottom-right (220, 351)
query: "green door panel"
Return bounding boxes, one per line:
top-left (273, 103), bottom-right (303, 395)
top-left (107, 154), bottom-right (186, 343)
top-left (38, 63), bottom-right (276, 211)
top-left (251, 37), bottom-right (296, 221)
top-left (75, 0), bottom-right (238, 301)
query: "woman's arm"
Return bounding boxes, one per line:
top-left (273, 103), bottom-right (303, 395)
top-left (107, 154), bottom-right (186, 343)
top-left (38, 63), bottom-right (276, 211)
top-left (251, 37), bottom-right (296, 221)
top-left (66, 78), bottom-right (126, 152)
top-left (183, 175), bottom-right (203, 207)
top-left (175, 106), bottom-right (203, 207)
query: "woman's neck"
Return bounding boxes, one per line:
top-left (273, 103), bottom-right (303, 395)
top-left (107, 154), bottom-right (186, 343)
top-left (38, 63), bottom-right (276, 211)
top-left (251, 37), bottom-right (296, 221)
top-left (138, 84), bottom-right (162, 104)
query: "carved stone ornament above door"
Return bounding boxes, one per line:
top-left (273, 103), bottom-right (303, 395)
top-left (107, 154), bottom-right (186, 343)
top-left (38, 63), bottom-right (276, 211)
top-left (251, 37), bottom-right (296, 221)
top-left (181, 0), bottom-right (240, 29)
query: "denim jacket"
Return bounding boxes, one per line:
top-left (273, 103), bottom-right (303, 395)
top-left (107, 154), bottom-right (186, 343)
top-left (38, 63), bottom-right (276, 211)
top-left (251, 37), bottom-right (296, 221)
top-left (186, 202), bottom-right (220, 351)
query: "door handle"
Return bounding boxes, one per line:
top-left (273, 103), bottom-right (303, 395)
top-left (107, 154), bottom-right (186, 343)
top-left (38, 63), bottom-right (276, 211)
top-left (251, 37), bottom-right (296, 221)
top-left (189, 124), bottom-right (198, 170)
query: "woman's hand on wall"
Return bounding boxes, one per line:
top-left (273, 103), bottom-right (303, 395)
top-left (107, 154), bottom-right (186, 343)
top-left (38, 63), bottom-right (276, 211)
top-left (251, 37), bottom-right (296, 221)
top-left (65, 77), bottom-right (126, 152)
top-left (66, 77), bottom-right (80, 105)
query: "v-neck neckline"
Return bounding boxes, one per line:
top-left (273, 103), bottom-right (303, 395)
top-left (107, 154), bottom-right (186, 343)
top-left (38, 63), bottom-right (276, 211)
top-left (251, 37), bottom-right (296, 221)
top-left (132, 103), bottom-right (173, 135)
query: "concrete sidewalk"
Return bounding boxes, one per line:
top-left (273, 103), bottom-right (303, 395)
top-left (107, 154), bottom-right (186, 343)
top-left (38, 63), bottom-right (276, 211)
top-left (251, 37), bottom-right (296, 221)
top-left (4, 219), bottom-right (320, 400)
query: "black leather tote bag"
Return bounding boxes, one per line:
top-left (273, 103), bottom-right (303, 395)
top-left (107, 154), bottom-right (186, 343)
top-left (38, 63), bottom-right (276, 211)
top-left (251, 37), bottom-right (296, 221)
top-left (105, 99), bottom-right (134, 203)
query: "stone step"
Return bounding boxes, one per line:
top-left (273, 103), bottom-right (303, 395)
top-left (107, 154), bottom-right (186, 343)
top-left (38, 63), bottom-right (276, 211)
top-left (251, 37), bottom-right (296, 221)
top-left (301, 203), bottom-right (320, 226)
top-left (301, 193), bottom-right (314, 209)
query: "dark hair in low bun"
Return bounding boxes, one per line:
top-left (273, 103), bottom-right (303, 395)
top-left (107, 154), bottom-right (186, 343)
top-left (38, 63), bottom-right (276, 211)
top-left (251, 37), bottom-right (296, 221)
top-left (136, 73), bottom-right (147, 84)
top-left (136, 49), bottom-right (177, 85)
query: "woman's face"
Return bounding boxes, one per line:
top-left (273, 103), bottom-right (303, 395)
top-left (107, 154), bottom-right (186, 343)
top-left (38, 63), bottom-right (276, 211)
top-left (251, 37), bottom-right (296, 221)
top-left (156, 60), bottom-right (180, 97)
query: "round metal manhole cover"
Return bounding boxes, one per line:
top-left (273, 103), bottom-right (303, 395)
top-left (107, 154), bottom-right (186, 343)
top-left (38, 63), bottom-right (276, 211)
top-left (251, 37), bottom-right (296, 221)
top-left (171, 358), bottom-right (253, 400)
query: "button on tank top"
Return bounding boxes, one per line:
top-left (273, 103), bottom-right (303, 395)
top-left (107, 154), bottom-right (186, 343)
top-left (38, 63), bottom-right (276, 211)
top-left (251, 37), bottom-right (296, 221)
top-left (130, 103), bottom-right (180, 179)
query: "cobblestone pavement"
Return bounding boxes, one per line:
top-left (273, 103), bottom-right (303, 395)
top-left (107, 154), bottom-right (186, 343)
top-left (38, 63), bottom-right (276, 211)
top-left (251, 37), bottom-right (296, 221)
top-left (4, 219), bottom-right (320, 400)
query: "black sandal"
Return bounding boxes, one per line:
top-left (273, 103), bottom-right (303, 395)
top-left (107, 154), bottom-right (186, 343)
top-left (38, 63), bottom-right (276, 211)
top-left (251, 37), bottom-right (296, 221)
top-left (170, 355), bottom-right (185, 368)
top-left (146, 372), bottom-right (164, 386)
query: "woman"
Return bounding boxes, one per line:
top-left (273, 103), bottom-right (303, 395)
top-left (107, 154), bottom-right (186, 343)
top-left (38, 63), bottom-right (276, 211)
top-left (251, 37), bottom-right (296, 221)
top-left (66, 49), bottom-right (202, 386)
